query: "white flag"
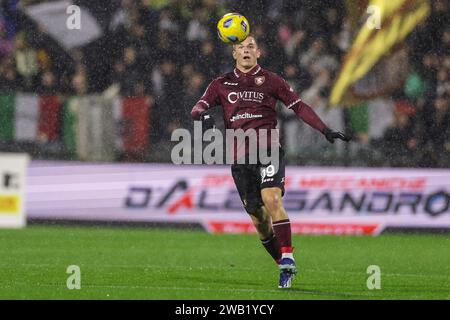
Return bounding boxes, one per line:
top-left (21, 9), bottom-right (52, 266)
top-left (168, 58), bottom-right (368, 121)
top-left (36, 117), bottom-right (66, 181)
top-left (24, 0), bottom-right (102, 50)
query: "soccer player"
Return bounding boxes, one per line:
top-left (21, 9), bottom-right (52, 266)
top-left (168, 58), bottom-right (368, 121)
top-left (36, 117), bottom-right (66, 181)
top-left (191, 35), bottom-right (350, 288)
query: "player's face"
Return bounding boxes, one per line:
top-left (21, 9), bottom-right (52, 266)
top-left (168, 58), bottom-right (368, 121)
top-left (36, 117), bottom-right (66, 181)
top-left (233, 37), bottom-right (261, 70)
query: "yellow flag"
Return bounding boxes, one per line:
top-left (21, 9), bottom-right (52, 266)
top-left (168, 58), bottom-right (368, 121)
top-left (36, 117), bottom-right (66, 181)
top-left (330, 0), bottom-right (430, 106)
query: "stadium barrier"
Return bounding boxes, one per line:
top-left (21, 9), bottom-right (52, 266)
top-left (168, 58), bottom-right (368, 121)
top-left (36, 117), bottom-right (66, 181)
top-left (26, 161), bottom-right (450, 235)
top-left (0, 153), bottom-right (29, 228)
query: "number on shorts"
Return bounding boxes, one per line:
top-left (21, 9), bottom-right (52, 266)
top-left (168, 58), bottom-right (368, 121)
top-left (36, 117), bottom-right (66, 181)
top-left (261, 165), bottom-right (275, 179)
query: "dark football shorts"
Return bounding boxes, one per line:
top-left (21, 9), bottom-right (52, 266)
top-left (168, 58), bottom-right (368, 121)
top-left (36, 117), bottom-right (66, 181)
top-left (231, 148), bottom-right (285, 214)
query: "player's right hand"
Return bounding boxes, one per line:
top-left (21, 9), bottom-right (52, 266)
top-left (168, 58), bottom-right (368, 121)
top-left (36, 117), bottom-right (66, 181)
top-left (323, 127), bottom-right (351, 143)
top-left (200, 112), bottom-right (216, 131)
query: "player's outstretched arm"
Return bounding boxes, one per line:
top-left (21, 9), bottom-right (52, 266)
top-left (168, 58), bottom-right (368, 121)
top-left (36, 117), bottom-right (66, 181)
top-left (274, 74), bottom-right (351, 144)
top-left (290, 101), bottom-right (351, 144)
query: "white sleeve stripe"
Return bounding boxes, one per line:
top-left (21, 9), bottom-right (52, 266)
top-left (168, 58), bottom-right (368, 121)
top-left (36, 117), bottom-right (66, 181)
top-left (199, 100), bottom-right (210, 108)
top-left (287, 98), bottom-right (302, 109)
top-left (272, 221), bottom-right (291, 226)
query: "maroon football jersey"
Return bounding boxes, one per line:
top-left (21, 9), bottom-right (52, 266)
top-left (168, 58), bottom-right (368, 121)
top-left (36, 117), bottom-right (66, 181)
top-left (191, 64), bottom-right (326, 132)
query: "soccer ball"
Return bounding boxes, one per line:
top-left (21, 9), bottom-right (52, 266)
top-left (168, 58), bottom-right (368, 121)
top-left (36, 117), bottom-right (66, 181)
top-left (217, 13), bottom-right (250, 44)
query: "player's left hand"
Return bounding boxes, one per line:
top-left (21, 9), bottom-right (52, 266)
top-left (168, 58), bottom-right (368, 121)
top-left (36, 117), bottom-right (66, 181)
top-left (200, 112), bottom-right (216, 132)
top-left (323, 127), bottom-right (351, 143)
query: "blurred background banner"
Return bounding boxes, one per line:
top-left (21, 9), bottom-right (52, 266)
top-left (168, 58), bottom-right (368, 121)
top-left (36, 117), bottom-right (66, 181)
top-left (331, 0), bottom-right (431, 106)
top-left (0, 153), bottom-right (29, 228)
top-left (26, 161), bottom-right (450, 235)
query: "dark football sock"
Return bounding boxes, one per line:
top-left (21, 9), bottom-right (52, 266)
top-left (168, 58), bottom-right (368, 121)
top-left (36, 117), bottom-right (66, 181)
top-left (272, 219), bottom-right (292, 250)
top-left (261, 233), bottom-right (281, 263)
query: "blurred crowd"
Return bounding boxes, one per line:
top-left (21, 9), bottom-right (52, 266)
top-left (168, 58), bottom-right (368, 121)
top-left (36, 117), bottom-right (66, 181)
top-left (374, 0), bottom-right (449, 167)
top-left (0, 0), bottom-right (449, 167)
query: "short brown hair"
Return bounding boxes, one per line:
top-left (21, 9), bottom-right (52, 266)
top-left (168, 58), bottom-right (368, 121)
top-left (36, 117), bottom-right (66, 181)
top-left (246, 33), bottom-right (258, 43)
top-left (232, 33), bottom-right (258, 48)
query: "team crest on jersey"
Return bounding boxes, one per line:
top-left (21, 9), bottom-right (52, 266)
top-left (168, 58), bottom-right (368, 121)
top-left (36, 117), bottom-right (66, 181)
top-left (255, 76), bottom-right (265, 86)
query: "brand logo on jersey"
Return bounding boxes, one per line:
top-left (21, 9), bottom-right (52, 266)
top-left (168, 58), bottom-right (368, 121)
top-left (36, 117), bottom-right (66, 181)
top-left (255, 76), bottom-right (265, 86)
top-left (224, 81), bottom-right (238, 86)
top-left (227, 91), bottom-right (264, 104)
top-left (229, 112), bottom-right (263, 122)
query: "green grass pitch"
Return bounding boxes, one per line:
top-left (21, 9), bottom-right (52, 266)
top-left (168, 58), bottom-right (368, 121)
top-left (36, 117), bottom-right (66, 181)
top-left (0, 225), bottom-right (449, 299)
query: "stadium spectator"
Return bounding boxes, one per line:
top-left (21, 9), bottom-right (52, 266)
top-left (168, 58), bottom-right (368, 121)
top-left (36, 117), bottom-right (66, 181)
top-left (180, 69), bottom-right (206, 130)
top-left (0, 21), bottom-right (13, 62)
top-left (71, 65), bottom-right (88, 95)
top-left (14, 32), bottom-right (38, 91)
top-left (196, 39), bottom-right (221, 79)
top-left (119, 46), bottom-right (145, 96)
top-left (185, 6), bottom-right (209, 43)
top-left (150, 58), bottom-right (183, 145)
top-left (36, 70), bottom-right (57, 94)
top-left (380, 113), bottom-right (417, 167)
top-left (0, 56), bottom-right (23, 91)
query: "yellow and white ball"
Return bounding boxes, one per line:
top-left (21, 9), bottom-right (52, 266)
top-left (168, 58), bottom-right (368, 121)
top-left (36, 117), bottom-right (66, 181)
top-left (217, 13), bottom-right (250, 44)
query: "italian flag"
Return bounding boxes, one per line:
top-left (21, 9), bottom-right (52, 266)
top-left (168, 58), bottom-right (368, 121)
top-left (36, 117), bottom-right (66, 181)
top-left (1, 93), bottom-right (152, 159)
top-left (62, 95), bottom-right (151, 156)
top-left (112, 96), bottom-right (151, 154)
top-left (0, 93), bottom-right (61, 143)
top-left (61, 96), bottom-right (78, 153)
